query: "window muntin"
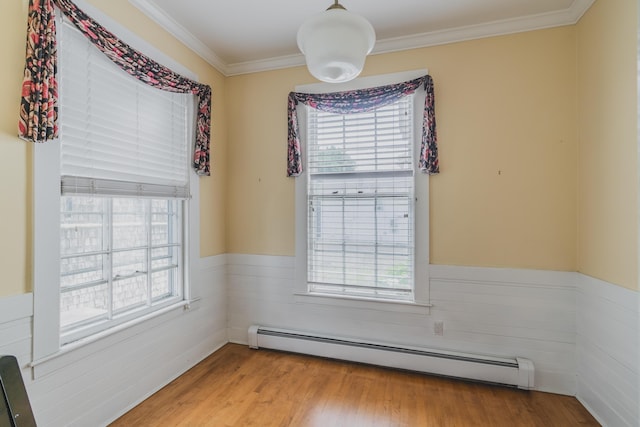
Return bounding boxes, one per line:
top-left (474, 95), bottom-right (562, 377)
top-left (306, 97), bottom-right (415, 300)
top-left (60, 197), bottom-right (182, 337)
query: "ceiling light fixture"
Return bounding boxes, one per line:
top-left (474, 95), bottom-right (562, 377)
top-left (297, 0), bottom-right (376, 83)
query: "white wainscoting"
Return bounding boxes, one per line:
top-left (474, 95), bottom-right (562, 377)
top-left (0, 292), bottom-right (33, 384)
top-left (429, 265), bottom-right (579, 395)
top-left (0, 254), bottom-right (227, 427)
top-left (576, 274), bottom-right (639, 427)
top-left (3, 254), bottom-right (637, 426)
top-left (227, 254), bottom-right (580, 395)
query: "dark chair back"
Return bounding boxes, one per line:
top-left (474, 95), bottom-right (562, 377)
top-left (0, 356), bottom-right (36, 427)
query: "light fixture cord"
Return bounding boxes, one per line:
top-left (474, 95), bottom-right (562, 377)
top-left (326, 0), bottom-right (346, 11)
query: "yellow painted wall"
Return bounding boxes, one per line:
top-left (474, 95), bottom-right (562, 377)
top-left (2, 0), bottom-right (636, 297)
top-left (0, 0), bottom-right (31, 297)
top-left (227, 27), bottom-right (579, 272)
top-left (576, 0), bottom-right (638, 290)
top-left (0, 0), bottom-right (226, 298)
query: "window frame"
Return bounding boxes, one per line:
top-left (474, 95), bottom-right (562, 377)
top-left (306, 98), bottom-right (416, 300)
top-left (58, 196), bottom-right (186, 345)
top-left (31, 0), bottom-right (200, 363)
top-left (294, 70), bottom-right (431, 307)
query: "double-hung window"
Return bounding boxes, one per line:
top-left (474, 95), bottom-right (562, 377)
top-left (296, 72), bottom-right (429, 304)
top-left (33, 13), bottom-right (195, 349)
top-left (307, 98), bottom-right (414, 299)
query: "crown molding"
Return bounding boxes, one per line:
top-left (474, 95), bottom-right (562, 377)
top-left (567, 0), bottom-right (597, 23)
top-left (371, 0), bottom-right (596, 57)
top-left (129, 0), bottom-right (595, 77)
top-left (226, 54), bottom-right (306, 76)
top-left (129, 0), bottom-right (228, 74)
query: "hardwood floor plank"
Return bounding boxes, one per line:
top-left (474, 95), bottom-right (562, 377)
top-left (110, 344), bottom-right (599, 427)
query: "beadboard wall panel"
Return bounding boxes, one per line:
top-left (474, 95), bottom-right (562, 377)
top-left (0, 292), bottom-right (33, 390)
top-left (429, 265), bottom-right (578, 395)
top-left (227, 255), bottom-right (579, 395)
top-left (576, 274), bottom-right (639, 427)
top-left (0, 255), bottom-right (227, 427)
top-left (3, 254), bottom-right (637, 426)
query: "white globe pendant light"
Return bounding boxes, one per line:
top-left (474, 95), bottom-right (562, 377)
top-left (297, 1), bottom-right (375, 83)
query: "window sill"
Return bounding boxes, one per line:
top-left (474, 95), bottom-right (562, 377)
top-left (30, 298), bottom-right (200, 377)
top-left (293, 292), bottom-right (431, 314)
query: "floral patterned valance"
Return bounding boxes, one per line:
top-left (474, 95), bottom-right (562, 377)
top-left (287, 75), bottom-right (438, 177)
top-left (18, 0), bottom-right (212, 176)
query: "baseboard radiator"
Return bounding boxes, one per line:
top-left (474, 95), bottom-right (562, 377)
top-left (248, 325), bottom-right (534, 390)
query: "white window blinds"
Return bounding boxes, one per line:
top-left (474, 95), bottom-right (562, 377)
top-left (307, 97), bottom-right (415, 299)
top-left (58, 19), bottom-right (192, 199)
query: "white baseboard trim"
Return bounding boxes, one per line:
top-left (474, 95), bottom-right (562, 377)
top-left (576, 396), bottom-right (609, 427)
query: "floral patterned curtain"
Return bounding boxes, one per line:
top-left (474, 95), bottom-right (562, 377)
top-left (19, 0), bottom-right (58, 143)
top-left (287, 75), bottom-right (438, 177)
top-left (18, 0), bottom-right (212, 176)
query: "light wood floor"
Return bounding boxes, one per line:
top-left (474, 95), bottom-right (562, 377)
top-left (111, 343), bottom-right (599, 427)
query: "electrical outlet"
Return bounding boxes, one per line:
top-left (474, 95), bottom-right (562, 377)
top-left (434, 321), bottom-right (444, 336)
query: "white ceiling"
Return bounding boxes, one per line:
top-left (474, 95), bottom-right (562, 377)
top-left (128, 0), bottom-right (595, 76)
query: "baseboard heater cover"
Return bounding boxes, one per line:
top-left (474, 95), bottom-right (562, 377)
top-left (248, 325), bottom-right (534, 390)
